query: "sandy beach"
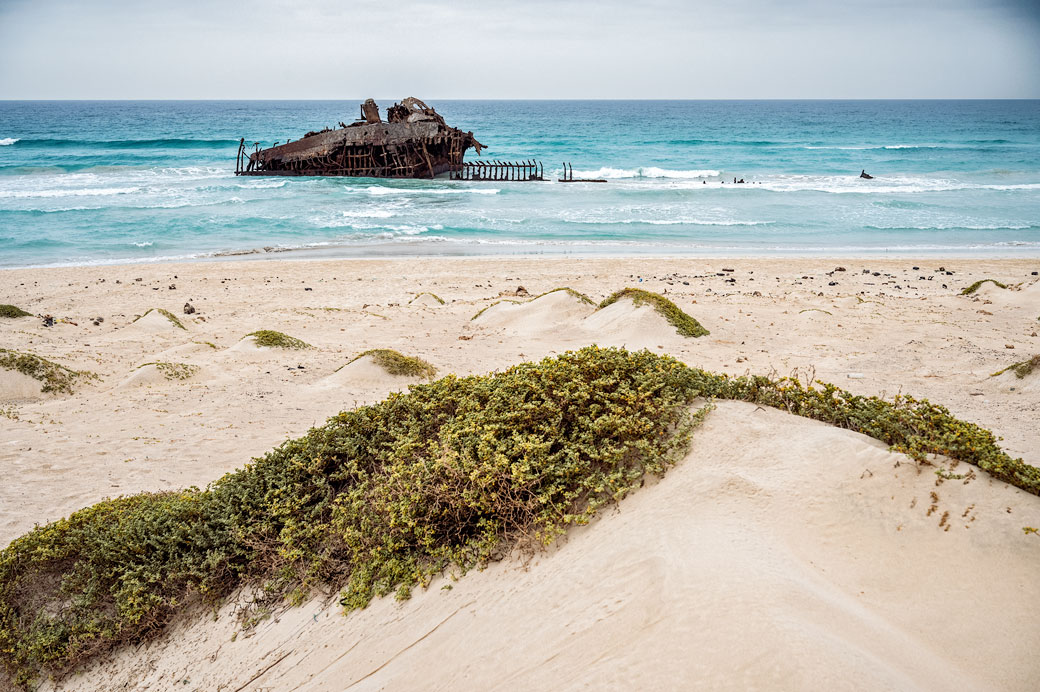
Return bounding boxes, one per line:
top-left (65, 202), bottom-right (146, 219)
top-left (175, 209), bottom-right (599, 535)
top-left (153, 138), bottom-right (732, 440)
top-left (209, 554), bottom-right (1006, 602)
top-left (2, 256), bottom-right (1039, 690)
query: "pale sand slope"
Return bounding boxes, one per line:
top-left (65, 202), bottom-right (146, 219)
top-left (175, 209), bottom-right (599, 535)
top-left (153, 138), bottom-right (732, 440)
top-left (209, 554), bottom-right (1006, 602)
top-left (1, 257), bottom-right (1038, 688)
top-left (46, 402), bottom-right (1040, 691)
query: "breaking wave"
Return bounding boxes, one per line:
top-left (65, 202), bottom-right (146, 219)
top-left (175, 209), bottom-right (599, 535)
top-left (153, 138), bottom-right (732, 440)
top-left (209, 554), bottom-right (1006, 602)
top-left (571, 167), bottom-right (720, 179)
top-left (564, 217), bottom-right (773, 226)
top-left (864, 224), bottom-right (1036, 231)
top-left (0, 138), bottom-right (18, 146)
top-left (352, 186), bottom-right (500, 196)
top-left (0, 186), bottom-right (140, 199)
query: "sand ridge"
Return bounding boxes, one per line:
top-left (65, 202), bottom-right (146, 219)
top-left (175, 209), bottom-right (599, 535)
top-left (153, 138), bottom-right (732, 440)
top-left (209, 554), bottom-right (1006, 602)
top-left (39, 401), bottom-right (1040, 692)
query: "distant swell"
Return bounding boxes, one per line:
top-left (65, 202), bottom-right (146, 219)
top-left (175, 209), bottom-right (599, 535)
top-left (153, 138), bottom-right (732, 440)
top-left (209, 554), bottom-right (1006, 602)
top-left (9, 138), bottom-right (238, 149)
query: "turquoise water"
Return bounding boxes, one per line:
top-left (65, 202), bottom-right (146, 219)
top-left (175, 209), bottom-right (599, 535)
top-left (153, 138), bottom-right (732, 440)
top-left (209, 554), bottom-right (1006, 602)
top-left (1, 100), bottom-right (1038, 268)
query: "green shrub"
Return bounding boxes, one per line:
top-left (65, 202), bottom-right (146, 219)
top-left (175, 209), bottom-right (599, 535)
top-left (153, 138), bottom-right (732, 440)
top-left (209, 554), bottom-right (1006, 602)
top-left (2, 347), bottom-right (1037, 688)
top-left (409, 292), bottom-right (445, 305)
top-left (347, 349), bottom-right (436, 379)
top-left (961, 279), bottom-right (1007, 295)
top-left (0, 347), bottom-right (705, 687)
top-left (246, 330), bottom-right (310, 349)
top-left (137, 362), bottom-right (200, 381)
top-left (0, 305), bottom-right (31, 319)
top-left (598, 288), bottom-right (710, 337)
top-left (991, 354), bottom-right (1039, 379)
top-left (133, 308), bottom-right (186, 330)
top-left (0, 349), bottom-right (95, 394)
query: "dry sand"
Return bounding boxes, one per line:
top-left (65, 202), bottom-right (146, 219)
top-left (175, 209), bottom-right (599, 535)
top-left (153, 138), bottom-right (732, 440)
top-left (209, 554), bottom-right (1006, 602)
top-left (2, 256), bottom-right (1039, 690)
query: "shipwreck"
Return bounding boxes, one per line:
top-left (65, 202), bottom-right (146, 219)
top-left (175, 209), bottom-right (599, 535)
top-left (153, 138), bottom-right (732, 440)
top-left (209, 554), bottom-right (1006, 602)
top-left (236, 97), bottom-right (499, 179)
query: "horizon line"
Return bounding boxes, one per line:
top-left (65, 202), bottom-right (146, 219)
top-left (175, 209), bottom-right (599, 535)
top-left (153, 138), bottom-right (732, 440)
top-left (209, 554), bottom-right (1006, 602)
top-left (3, 97), bottom-right (1040, 103)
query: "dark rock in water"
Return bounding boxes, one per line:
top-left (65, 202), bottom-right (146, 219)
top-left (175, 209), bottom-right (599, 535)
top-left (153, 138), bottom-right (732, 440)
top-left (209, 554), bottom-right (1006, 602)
top-left (183, 302), bottom-right (196, 315)
top-left (860, 169), bottom-right (874, 179)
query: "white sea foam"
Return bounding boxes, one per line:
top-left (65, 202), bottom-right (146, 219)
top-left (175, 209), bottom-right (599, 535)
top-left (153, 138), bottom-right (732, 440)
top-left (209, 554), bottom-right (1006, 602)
top-left (356, 186), bottom-right (500, 196)
top-left (236, 180), bottom-right (287, 189)
top-left (0, 138), bottom-right (18, 146)
top-left (132, 241), bottom-right (154, 247)
top-left (0, 186), bottom-right (139, 199)
top-left (564, 217), bottom-right (772, 226)
top-left (865, 224), bottom-right (1034, 231)
top-left (709, 175), bottom-right (1040, 194)
top-left (801, 144), bottom-right (939, 151)
top-left (340, 209), bottom-right (395, 219)
top-left (571, 167), bottom-right (720, 179)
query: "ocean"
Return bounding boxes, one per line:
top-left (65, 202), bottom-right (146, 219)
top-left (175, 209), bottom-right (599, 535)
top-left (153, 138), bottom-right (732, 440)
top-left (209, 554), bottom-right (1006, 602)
top-left (1, 100), bottom-right (1038, 268)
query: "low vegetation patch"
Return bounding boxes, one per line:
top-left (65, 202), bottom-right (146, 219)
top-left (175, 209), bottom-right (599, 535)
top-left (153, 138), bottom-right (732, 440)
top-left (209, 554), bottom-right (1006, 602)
top-left (347, 349), bottom-right (437, 379)
top-left (2, 347), bottom-right (1038, 687)
top-left (991, 354), bottom-right (1040, 379)
top-left (133, 308), bottom-right (186, 330)
top-left (138, 362), bottom-right (200, 381)
top-left (533, 287), bottom-right (596, 305)
top-left (961, 279), bottom-right (1007, 295)
top-left (247, 330), bottom-right (310, 350)
top-left (0, 305), bottom-right (31, 319)
top-left (598, 288), bottom-right (710, 337)
top-left (0, 349), bottom-right (95, 395)
top-left (409, 292), bottom-right (445, 305)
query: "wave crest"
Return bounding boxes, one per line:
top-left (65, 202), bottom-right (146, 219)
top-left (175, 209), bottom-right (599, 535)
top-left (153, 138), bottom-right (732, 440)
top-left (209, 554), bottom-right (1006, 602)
top-left (570, 167), bottom-right (720, 179)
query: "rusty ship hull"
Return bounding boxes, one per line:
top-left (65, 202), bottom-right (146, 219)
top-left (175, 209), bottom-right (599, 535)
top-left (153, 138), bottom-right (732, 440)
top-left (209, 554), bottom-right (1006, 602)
top-left (236, 98), bottom-right (483, 179)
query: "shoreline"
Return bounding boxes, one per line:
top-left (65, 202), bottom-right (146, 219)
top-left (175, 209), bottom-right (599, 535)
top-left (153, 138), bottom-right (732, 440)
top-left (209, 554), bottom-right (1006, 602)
top-left (5, 248), bottom-right (1040, 273)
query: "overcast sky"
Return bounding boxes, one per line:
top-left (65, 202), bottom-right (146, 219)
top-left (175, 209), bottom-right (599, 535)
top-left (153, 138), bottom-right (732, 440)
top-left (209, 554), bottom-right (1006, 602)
top-left (1, 0), bottom-right (1038, 99)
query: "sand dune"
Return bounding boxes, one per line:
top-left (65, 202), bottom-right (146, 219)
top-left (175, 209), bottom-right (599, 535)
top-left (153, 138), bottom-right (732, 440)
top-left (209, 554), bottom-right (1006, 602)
top-left (124, 308), bottom-right (188, 335)
top-left (469, 289), bottom-right (702, 349)
top-left (409, 292), bottom-right (446, 308)
top-left (970, 278), bottom-right (1040, 311)
top-left (46, 401), bottom-right (1040, 692)
top-left (2, 257), bottom-right (1039, 690)
top-left (0, 369), bottom-right (45, 402)
top-left (470, 289), bottom-right (596, 334)
top-left (315, 353), bottom-right (429, 393)
top-left (117, 362), bottom-right (203, 389)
